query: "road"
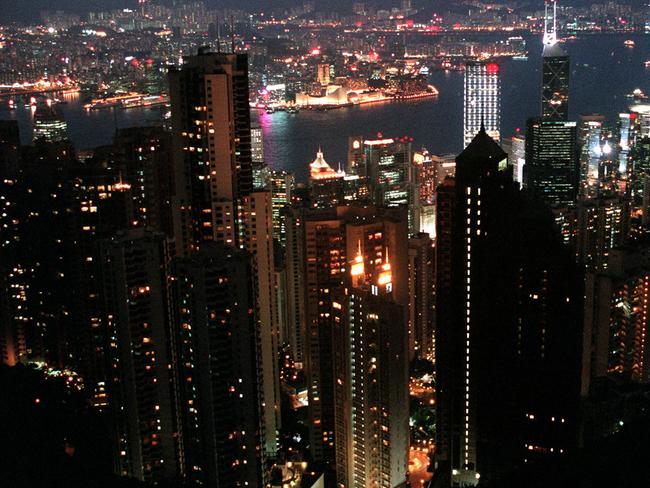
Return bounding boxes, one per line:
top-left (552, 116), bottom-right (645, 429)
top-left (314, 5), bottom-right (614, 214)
top-left (408, 446), bottom-right (432, 487)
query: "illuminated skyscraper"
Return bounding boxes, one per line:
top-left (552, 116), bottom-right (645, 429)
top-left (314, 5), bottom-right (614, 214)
top-left (169, 48), bottom-right (280, 458)
top-left (169, 48), bottom-right (253, 253)
top-left (251, 124), bottom-right (264, 164)
top-left (578, 115), bottom-right (606, 198)
top-left (32, 104), bottom-right (68, 143)
top-left (582, 245), bottom-right (650, 395)
top-left (541, 0), bottom-right (570, 121)
top-left (284, 205), bottom-right (409, 469)
top-left (463, 61), bottom-right (501, 147)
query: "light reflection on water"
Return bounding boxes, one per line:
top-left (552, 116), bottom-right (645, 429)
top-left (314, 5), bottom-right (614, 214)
top-left (1, 34), bottom-right (648, 183)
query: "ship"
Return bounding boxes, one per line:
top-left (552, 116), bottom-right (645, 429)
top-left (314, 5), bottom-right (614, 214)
top-left (84, 92), bottom-right (168, 110)
top-left (624, 40), bottom-right (635, 47)
top-left (627, 88), bottom-right (648, 102)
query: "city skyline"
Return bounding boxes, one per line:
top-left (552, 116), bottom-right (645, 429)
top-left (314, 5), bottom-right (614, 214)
top-left (2, 1), bottom-right (650, 488)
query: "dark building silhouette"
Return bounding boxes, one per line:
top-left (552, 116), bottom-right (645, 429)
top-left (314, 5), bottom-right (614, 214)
top-left (524, 118), bottom-right (578, 208)
top-left (170, 243), bottom-right (263, 487)
top-left (434, 128), bottom-right (582, 487)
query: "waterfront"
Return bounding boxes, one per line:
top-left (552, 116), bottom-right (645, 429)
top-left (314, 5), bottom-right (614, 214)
top-left (1, 34), bottom-right (648, 183)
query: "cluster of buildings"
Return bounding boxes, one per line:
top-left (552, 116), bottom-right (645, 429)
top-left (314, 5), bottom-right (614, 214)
top-left (2, 1), bottom-right (650, 488)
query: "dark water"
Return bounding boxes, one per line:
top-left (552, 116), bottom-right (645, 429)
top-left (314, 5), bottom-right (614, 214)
top-left (2, 34), bottom-right (649, 183)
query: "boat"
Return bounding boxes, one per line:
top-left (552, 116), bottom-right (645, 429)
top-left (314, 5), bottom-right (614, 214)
top-left (626, 88), bottom-right (648, 102)
top-left (624, 40), bottom-right (635, 47)
top-left (287, 106), bottom-right (300, 114)
top-left (645, 60), bottom-right (650, 68)
top-left (512, 55), bottom-right (528, 61)
top-left (266, 107), bottom-right (276, 114)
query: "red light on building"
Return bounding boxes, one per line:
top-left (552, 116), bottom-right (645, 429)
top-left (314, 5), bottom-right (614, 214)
top-left (486, 63), bottom-right (500, 75)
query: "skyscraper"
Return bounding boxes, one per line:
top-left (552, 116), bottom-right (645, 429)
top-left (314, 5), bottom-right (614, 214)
top-left (169, 48), bottom-right (253, 253)
top-left (170, 243), bottom-right (263, 487)
top-left (582, 244), bottom-right (650, 395)
top-left (32, 104), bottom-right (69, 143)
top-left (578, 115), bottom-right (606, 198)
top-left (463, 61), bottom-right (501, 147)
top-left (524, 118), bottom-right (578, 207)
top-left (541, 0), bottom-right (570, 121)
top-left (97, 229), bottom-right (179, 483)
top-left (284, 205), bottom-right (409, 470)
top-left (434, 128), bottom-right (582, 486)
top-left (169, 48), bottom-right (280, 458)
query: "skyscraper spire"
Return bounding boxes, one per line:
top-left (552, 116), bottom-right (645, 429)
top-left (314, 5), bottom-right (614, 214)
top-left (543, 0), bottom-right (558, 46)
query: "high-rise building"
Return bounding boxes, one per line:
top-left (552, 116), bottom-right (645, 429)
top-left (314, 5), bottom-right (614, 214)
top-left (434, 128), bottom-right (582, 487)
top-left (362, 137), bottom-right (417, 230)
top-left (578, 115), bottom-right (606, 198)
top-left (97, 229), bottom-right (179, 483)
top-left (269, 170), bottom-right (294, 247)
top-left (170, 243), bottom-right (263, 487)
top-left (32, 104), bottom-right (69, 143)
top-left (317, 64), bottom-right (331, 86)
top-left (169, 48), bottom-right (280, 458)
top-left (169, 48), bottom-right (253, 253)
top-left (463, 61), bottom-right (500, 147)
top-left (582, 244), bottom-right (650, 395)
top-left (284, 205), bottom-right (409, 469)
top-left (252, 124), bottom-right (265, 164)
top-left (524, 118), bottom-right (578, 207)
top-left (308, 148), bottom-right (346, 207)
top-left (541, 1), bottom-right (570, 121)
top-left (408, 232), bottom-right (435, 360)
top-left (502, 133), bottom-right (526, 184)
top-left (332, 286), bottom-right (409, 488)
top-left (108, 126), bottom-right (175, 235)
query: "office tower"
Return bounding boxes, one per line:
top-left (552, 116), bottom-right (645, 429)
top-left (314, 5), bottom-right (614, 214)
top-left (541, 0), bottom-right (570, 120)
top-left (169, 48), bottom-right (253, 253)
top-left (309, 148), bottom-right (346, 207)
top-left (252, 124), bottom-right (265, 164)
top-left (408, 232), bottom-right (435, 360)
top-left (578, 115), bottom-right (606, 198)
top-left (32, 104), bottom-right (68, 143)
top-left (629, 137), bottom-right (650, 203)
top-left (524, 118), bottom-right (578, 207)
top-left (502, 134), bottom-right (525, 184)
top-left (363, 137), bottom-right (417, 230)
top-left (317, 64), bottom-right (330, 86)
top-left (617, 113), bottom-right (640, 194)
top-left (434, 128), bottom-right (582, 486)
top-left (284, 205), bottom-right (409, 467)
top-left (171, 243), bottom-right (263, 487)
top-left (97, 229), bottom-right (179, 483)
top-left (582, 244), bottom-right (650, 395)
top-left (413, 151), bottom-right (456, 205)
top-left (630, 103), bottom-right (650, 138)
top-left (463, 61), bottom-right (500, 147)
top-left (332, 289), bottom-right (409, 488)
top-left (169, 48), bottom-right (280, 458)
top-left (347, 136), bottom-right (365, 174)
top-left (270, 170), bottom-right (294, 247)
